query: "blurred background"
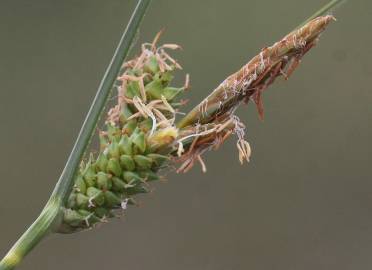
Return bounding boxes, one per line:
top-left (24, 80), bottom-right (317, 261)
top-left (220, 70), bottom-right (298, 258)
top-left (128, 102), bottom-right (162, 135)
top-left (0, 1), bottom-right (371, 269)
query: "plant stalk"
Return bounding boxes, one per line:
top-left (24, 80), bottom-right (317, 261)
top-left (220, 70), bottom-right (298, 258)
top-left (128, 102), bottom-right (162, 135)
top-left (297, 0), bottom-right (346, 28)
top-left (0, 1), bottom-right (151, 269)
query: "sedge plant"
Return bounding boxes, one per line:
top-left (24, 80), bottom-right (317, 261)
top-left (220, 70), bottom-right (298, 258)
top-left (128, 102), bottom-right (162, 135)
top-left (0, 0), bottom-right (346, 269)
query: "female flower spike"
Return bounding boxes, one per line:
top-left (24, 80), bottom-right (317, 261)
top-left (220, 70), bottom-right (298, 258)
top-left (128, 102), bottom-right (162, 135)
top-left (59, 36), bottom-right (186, 232)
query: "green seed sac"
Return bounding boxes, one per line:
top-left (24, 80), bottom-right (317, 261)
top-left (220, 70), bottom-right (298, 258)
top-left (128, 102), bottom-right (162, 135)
top-left (59, 44), bottom-right (183, 233)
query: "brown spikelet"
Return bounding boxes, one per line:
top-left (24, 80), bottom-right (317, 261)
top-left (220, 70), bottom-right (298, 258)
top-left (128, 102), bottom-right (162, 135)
top-left (175, 16), bottom-right (335, 171)
top-left (177, 15), bottom-right (335, 128)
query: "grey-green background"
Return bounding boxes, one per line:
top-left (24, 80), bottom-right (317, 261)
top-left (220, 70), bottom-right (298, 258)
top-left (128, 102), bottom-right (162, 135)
top-left (1, 1), bottom-right (371, 269)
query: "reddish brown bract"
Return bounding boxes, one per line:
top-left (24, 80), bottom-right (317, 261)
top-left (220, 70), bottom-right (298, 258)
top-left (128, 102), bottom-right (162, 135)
top-left (177, 15), bottom-right (335, 128)
top-left (175, 16), bottom-right (335, 172)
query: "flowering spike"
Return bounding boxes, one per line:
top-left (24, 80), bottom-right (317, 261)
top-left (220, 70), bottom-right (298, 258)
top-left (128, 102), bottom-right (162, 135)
top-left (60, 17), bottom-right (334, 232)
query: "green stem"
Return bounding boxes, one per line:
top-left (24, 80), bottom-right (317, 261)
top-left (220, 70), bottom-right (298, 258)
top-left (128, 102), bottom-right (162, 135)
top-left (296, 0), bottom-right (346, 29)
top-left (0, 1), bottom-right (151, 269)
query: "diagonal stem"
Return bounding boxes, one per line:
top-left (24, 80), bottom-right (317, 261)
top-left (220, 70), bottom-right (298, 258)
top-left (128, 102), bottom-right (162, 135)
top-left (0, 1), bottom-right (151, 269)
top-left (296, 0), bottom-right (347, 29)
